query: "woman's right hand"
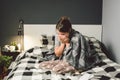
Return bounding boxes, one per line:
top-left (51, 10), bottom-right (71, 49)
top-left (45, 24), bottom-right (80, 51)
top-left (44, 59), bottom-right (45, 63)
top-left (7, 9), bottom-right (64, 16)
top-left (58, 35), bottom-right (69, 43)
top-left (54, 43), bottom-right (65, 57)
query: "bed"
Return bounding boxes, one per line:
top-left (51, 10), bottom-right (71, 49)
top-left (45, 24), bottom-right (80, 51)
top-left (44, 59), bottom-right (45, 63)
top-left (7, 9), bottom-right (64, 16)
top-left (4, 24), bottom-right (120, 80)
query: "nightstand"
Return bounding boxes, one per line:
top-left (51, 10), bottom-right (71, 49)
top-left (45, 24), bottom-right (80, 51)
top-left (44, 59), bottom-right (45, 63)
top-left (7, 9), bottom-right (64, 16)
top-left (1, 51), bottom-right (20, 61)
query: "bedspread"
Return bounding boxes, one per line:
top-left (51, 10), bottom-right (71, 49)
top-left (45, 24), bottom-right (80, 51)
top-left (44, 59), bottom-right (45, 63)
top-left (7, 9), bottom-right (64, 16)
top-left (4, 37), bottom-right (120, 80)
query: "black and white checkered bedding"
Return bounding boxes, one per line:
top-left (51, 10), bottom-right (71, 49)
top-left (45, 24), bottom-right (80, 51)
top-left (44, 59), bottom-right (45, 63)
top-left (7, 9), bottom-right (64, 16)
top-left (4, 37), bottom-right (120, 80)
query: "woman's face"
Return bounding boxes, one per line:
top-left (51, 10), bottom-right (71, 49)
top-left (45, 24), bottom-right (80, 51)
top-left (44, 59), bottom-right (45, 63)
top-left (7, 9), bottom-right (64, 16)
top-left (56, 30), bottom-right (69, 41)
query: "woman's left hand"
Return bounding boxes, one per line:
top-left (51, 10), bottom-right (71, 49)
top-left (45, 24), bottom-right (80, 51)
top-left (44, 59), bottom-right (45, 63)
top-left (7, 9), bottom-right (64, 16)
top-left (66, 43), bottom-right (70, 48)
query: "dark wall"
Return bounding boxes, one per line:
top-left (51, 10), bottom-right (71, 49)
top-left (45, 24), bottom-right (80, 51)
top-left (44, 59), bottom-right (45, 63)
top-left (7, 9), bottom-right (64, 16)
top-left (0, 0), bottom-right (102, 47)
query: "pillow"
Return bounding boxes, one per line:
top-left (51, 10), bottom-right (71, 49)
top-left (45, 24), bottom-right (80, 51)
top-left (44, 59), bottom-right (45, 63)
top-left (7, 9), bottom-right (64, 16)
top-left (40, 35), bottom-right (55, 49)
top-left (88, 37), bottom-right (102, 53)
top-left (84, 36), bottom-right (102, 53)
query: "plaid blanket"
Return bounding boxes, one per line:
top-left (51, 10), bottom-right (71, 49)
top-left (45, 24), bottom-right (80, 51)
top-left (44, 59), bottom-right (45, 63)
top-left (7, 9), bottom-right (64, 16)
top-left (4, 37), bottom-right (120, 80)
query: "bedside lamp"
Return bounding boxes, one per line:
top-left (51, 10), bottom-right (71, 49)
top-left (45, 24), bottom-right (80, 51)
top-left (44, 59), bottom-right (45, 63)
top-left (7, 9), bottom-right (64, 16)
top-left (18, 19), bottom-right (24, 52)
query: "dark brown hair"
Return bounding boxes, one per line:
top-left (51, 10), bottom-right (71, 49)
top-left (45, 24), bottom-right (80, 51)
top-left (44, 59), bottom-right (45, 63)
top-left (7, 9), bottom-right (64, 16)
top-left (56, 16), bottom-right (72, 32)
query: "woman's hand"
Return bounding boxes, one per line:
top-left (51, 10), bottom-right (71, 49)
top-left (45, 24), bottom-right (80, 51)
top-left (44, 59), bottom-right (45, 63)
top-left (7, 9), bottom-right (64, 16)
top-left (65, 43), bottom-right (70, 48)
top-left (54, 43), bottom-right (65, 57)
top-left (55, 30), bottom-right (70, 57)
top-left (59, 35), bottom-right (69, 43)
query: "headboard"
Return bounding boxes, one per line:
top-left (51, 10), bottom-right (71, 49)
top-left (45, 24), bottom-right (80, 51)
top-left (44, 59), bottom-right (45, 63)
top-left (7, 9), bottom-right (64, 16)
top-left (24, 24), bottom-right (102, 51)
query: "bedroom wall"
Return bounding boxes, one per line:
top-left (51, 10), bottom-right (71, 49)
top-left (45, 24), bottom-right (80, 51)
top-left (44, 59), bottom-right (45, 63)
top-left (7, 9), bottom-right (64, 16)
top-left (102, 0), bottom-right (120, 63)
top-left (0, 0), bottom-right (102, 48)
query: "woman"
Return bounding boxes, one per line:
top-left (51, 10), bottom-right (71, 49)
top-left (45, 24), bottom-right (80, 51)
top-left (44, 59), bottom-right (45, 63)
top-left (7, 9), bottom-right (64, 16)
top-left (54, 16), bottom-right (101, 70)
top-left (41, 16), bottom-right (101, 72)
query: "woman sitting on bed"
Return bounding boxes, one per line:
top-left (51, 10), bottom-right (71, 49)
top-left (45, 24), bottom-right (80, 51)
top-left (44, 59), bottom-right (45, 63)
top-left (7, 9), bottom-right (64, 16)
top-left (54, 16), bottom-right (101, 70)
top-left (40, 16), bottom-right (101, 73)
